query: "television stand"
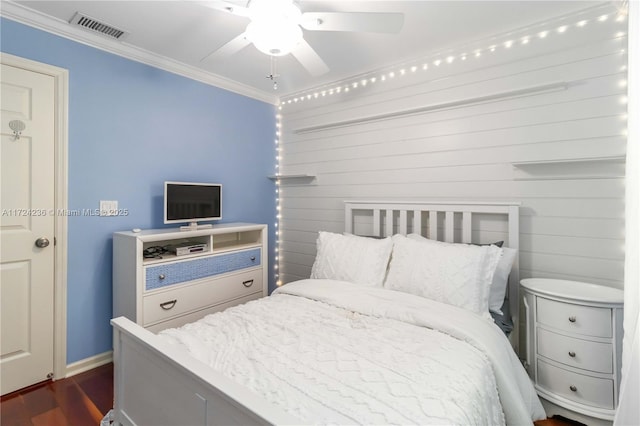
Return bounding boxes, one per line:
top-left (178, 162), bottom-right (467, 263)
top-left (180, 222), bottom-right (213, 231)
top-left (113, 222), bottom-right (268, 333)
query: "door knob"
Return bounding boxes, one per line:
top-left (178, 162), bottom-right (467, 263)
top-left (35, 237), bottom-right (50, 248)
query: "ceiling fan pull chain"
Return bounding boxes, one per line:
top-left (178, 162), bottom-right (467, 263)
top-left (268, 56), bottom-right (279, 90)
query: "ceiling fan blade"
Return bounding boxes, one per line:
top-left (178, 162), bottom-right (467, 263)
top-left (200, 32), bottom-right (251, 63)
top-left (290, 39), bottom-right (330, 77)
top-left (196, 0), bottom-right (250, 18)
top-left (300, 12), bottom-right (404, 33)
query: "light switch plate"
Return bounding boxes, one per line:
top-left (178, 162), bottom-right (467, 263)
top-left (100, 200), bottom-right (118, 216)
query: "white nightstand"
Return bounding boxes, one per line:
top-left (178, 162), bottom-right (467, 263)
top-left (521, 278), bottom-right (623, 422)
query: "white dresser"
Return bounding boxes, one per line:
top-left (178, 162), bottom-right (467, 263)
top-left (113, 223), bottom-right (268, 333)
top-left (521, 278), bottom-right (623, 421)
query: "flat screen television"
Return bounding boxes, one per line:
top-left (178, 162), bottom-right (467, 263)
top-left (164, 181), bottom-right (221, 228)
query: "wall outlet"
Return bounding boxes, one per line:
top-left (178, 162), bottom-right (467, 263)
top-left (100, 200), bottom-right (118, 216)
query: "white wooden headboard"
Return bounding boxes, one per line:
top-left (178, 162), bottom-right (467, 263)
top-left (344, 200), bottom-right (521, 351)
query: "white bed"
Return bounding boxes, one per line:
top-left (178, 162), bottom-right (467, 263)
top-left (111, 201), bottom-right (545, 426)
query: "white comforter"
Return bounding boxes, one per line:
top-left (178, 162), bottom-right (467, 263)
top-left (159, 279), bottom-right (545, 425)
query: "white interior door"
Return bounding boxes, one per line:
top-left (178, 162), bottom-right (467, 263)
top-left (1, 63), bottom-right (56, 395)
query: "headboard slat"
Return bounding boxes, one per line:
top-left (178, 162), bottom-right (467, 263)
top-left (399, 210), bottom-right (408, 235)
top-left (444, 211), bottom-right (454, 242)
top-left (413, 210), bottom-right (421, 235)
top-left (385, 209), bottom-right (393, 237)
top-left (429, 211), bottom-right (438, 240)
top-left (373, 210), bottom-right (381, 237)
top-left (462, 212), bottom-right (472, 243)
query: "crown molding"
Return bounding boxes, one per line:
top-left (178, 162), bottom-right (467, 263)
top-left (0, 1), bottom-right (278, 105)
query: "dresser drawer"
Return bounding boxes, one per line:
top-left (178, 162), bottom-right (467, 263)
top-left (143, 269), bottom-right (262, 326)
top-left (537, 360), bottom-right (613, 409)
top-left (537, 328), bottom-right (613, 373)
top-left (537, 298), bottom-right (612, 338)
top-left (145, 248), bottom-right (261, 291)
top-left (145, 292), bottom-right (262, 333)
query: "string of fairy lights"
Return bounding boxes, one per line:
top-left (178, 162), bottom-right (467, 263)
top-left (278, 8), bottom-right (627, 110)
top-left (274, 115), bottom-right (282, 286)
top-left (272, 5), bottom-right (628, 287)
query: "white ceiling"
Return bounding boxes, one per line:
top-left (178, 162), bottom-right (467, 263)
top-left (5, 0), bottom-right (601, 103)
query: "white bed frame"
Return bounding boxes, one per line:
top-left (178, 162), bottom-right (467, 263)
top-left (344, 200), bottom-right (521, 343)
top-left (111, 200), bottom-right (520, 426)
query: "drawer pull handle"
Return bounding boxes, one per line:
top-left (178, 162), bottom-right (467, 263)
top-left (242, 279), bottom-right (254, 288)
top-left (568, 351), bottom-right (576, 358)
top-left (569, 385), bottom-right (577, 392)
top-left (250, 256), bottom-right (256, 261)
top-left (159, 274), bottom-right (166, 280)
top-left (568, 316), bottom-right (576, 323)
top-left (160, 299), bottom-right (177, 310)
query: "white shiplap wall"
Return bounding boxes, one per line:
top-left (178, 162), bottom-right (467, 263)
top-left (276, 4), bottom-right (628, 295)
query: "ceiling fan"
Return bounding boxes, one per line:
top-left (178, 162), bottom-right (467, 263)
top-left (199, 0), bottom-right (404, 76)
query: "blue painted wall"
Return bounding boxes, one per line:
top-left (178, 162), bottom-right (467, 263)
top-left (1, 18), bottom-right (277, 364)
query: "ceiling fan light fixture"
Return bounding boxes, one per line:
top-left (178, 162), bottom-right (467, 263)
top-left (243, 0), bottom-right (303, 57)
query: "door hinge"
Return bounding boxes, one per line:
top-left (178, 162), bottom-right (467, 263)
top-left (54, 237), bottom-right (57, 246)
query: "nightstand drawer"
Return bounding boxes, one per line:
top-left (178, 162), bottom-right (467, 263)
top-left (537, 298), bottom-right (612, 338)
top-left (537, 360), bottom-right (613, 409)
top-left (537, 328), bottom-right (613, 373)
top-left (143, 269), bottom-right (262, 326)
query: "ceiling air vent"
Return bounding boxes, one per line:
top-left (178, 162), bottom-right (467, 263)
top-left (69, 12), bottom-right (129, 40)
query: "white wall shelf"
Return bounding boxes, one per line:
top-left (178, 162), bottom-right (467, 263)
top-left (267, 174), bottom-right (316, 183)
top-left (511, 156), bottom-right (626, 181)
top-left (294, 82), bottom-right (569, 134)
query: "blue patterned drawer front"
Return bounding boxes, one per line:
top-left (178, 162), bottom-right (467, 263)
top-left (145, 248), bottom-right (261, 291)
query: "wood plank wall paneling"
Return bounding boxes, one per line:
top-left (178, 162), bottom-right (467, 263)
top-left (276, 4), bottom-right (628, 288)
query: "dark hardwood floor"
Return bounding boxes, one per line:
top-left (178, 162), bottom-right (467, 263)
top-left (1, 363), bottom-right (113, 426)
top-left (1, 362), bottom-right (582, 426)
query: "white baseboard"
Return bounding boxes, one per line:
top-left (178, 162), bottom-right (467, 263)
top-left (65, 350), bottom-right (113, 378)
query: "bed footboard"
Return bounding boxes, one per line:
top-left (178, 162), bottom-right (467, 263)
top-left (111, 317), bottom-right (297, 426)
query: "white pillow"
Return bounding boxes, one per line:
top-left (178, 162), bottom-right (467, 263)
top-left (310, 231), bottom-right (393, 287)
top-left (488, 247), bottom-right (518, 315)
top-left (385, 234), bottom-right (501, 319)
top-left (406, 234), bottom-right (516, 314)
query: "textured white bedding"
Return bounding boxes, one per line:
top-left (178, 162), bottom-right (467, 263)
top-left (159, 279), bottom-right (545, 425)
